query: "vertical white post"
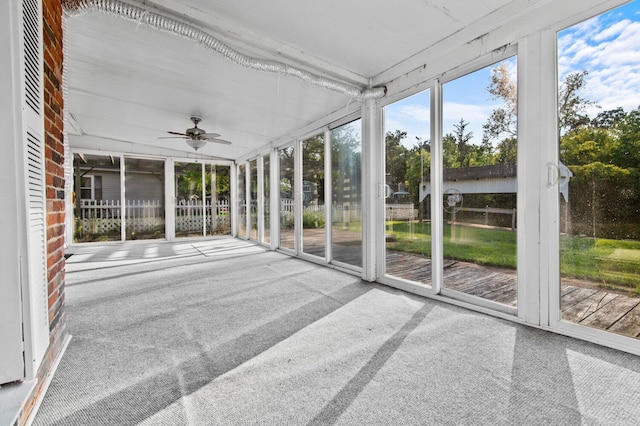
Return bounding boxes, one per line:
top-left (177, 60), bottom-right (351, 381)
top-left (361, 96), bottom-right (383, 282)
top-left (537, 29), bottom-right (561, 327)
top-left (120, 155), bottom-right (126, 241)
top-left (257, 156), bottom-right (265, 243)
top-left (230, 162), bottom-right (237, 237)
top-left (245, 161), bottom-right (251, 239)
top-left (201, 162), bottom-right (206, 237)
top-left (430, 82), bottom-right (443, 293)
top-left (324, 128), bottom-right (332, 262)
top-left (165, 158), bottom-right (175, 240)
top-left (294, 139), bottom-right (302, 254)
top-left (270, 148), bottom-right (279, 250)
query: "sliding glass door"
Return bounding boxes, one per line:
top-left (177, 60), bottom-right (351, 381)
top-left (124, 157), bottom-right (165, 240)
top-left (555, 1), bottom-right (640, 340)
top-left (250, 159), bottom-right (258, 240)
top-left (174, 161), bottom-right (204, 238)
top-left (72, 153), bottom-right (122, 242)
top-left (383, 90), bottom-right (431, 285)
top-left (279, 145), bottom-right (295, 250)
top-left (380, 54), bottom-right (518, 314)
top-left (262, 154), bottom-right (271, 245)
top-left (301, 133), bottom-right (326, 258)
top-left (440, 57), bottom-right (518, 310)
top-left (237, 163), bottom-right (247, 238)
top-left (331, 119), bottom-right (363, 267)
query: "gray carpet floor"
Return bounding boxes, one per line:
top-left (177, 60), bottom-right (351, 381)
top-left (33, 237), bottom-right (640, 425)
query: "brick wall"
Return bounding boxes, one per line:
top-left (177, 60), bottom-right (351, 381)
top-left (20, 0), bottom-right (67, 423)
top-left (43, 0), bottom-right (65, 339)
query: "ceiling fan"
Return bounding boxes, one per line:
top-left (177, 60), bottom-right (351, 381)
top-left (160, 116), bottom-right (232, 151)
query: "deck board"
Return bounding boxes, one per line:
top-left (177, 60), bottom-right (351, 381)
top-left (561, 287), bottom-right (599, 311)
top-left (561, 291), bottom-right (618, 322)
top-left (608, 303), bottom-right (640, 338)
top-left (579, 295), bottom-right (640, 330)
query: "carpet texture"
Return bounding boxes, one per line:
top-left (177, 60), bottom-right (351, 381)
top-left (33, 238), bottom-right (640, 425)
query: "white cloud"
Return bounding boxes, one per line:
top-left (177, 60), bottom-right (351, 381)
top-left (592, 19), bottom-right (630, 41)
top-left (397, 104), bottom-right (430, 123)
top-left (558, 9), bottom-right (640, 115)
top-left (443, 102), bottom-right (493, 123)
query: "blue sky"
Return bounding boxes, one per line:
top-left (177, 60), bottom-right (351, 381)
top-left (384, 0), bottom-right (640, 149)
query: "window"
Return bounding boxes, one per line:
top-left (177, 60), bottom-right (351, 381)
top-left (80, 175), bottom-right (95, 200)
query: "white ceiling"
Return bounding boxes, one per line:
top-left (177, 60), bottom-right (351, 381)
top-left (63, 0), bottom-right (520, 161)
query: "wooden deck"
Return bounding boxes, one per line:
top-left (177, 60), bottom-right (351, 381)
top-left (386, 250), bottom-right (640, 339)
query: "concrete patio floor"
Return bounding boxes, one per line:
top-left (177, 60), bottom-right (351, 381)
top-left (32, 237), bottom-right (640, 425)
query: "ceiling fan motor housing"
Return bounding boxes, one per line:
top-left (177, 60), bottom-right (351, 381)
top-left (186, 126), bottom-right (206, 138)
top-left (187, 116), bottom-right (205, 139)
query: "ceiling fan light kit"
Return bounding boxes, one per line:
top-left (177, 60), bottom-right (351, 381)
top-left (186, 138), bottom-right (207, 151)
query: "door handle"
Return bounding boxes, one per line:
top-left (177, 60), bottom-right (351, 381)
top-left (547, 163), bottom-right (561, 187)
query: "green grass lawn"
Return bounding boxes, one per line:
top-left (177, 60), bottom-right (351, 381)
top-left (385, 221), bottom-right (640, 294)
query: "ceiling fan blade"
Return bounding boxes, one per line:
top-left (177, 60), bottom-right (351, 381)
top-left (166, 131), bottom-right (188, 136)
top-left (203, 137), bottom-right (232, 145)
top-left (158, 136), bottom-right (188, 139)
top-left (200, 132), bottom-right (221, 138)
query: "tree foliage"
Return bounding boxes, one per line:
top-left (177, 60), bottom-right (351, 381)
top-left (385, 130), bottom-right (409, 191)
top-left (558, 70), bottom-right (599, 134)
top-left (484, 63), bottom-right (517, 141)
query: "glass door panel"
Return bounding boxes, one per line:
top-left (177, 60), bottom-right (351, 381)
top-left (383, 90), bottom-right (431, 285)
top-left (72, 153), bottom-right (122, 242)
top-left (237, 163), bottom-right (247, 238)
top-left (331, 119), bottom-right (362, 267)
top-left (302, 133), bottom-right (326, 258)
top-left (124, 157), bottom-right (165, 240)
top-left (557, 1), bottom-right (640, 339)
top-left (205, 164), bottom-right (231, 236)
top-left (263, 154), bottom-right (271, 244)
top-left (441, 57), bottom-right (518, 308)
top-left (174, 162), bottom-right (204, 238)
top-left (279, 145), bottom-right (295, 250)
top-left (250, 159), bottom-right (258, 240)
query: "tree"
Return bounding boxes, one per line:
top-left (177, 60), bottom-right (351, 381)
top-left (452, 118), bottom-right (474, 167)
top-left (591, 107), bottom-right (626, 130)
top-left (558, 70), bottom-right (598, 134)
top-left (385, 130), bottom-right (409, 192)
top-left (483, 63), bottom-right (517, 141)
top-left (405, 140), bottom-right (431, 205)
top-left (560, 127), bottom-right (616, 165)
top-left (613, 108), bottom-right (640, 168)
top-left (302, 134), bottom-right (325, 205)
top-left (439, 134), bottom-right (458, 170)
top-left (331, 124), bottom-right (361, 205)
top-left (495, 137), bottom-right (517, 163)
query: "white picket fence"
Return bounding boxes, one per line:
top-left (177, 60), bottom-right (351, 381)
top-left (175, 200), bottom-right (230, 233)
top-left (76, 199), bottom-right (230, 235)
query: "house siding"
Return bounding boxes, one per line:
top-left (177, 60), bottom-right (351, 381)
top-left (126, 172), bottom-right (164, 202)
top-left (102, 171), bottom-right (121, 200)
